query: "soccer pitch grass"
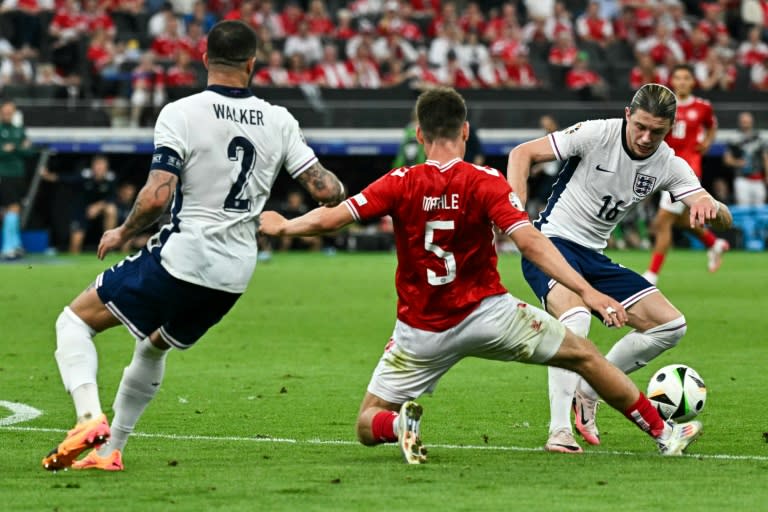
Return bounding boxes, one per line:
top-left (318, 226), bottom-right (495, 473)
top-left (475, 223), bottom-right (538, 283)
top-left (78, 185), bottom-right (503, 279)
top-left (1, 250), bottom-right (767, 511)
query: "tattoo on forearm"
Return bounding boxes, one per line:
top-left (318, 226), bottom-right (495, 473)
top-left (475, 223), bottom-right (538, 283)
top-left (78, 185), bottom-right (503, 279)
top-left (298, 163), bottom-right (344, 202)
top-left (123, 171), bottom-right (176, 236)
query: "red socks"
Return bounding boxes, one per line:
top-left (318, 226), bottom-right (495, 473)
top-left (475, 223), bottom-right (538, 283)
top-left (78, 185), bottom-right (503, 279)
top-left (371, 411), bottom-right (398, 443)
top-left (648, 252), bottom-right (665, 274)
top-left (624, 392), bottom-right (666, 438)
top-left (698, 229), bottom-right (717, 248)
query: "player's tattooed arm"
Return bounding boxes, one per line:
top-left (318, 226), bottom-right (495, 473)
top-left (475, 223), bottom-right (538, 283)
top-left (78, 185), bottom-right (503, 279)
top-left (121, 170), bottom-right (177, 237)
top-left (297, 162), bottom-right (346, 207)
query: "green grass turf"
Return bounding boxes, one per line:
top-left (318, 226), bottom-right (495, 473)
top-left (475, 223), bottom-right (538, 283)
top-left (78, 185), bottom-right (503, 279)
top-left (1, 250), bottom-right (767, 511)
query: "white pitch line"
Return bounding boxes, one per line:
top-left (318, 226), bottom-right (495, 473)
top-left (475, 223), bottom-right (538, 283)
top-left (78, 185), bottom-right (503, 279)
top-left (2, 425), bottom-right (767, 462)
top-left (0, 401), bottom-right (42, 426)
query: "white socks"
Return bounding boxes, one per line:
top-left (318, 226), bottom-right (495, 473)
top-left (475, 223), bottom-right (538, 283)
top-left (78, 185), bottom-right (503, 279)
top-left (548, 307), bottom-right (592, 434)
top-left (55, 307), bottom-right (102, 423)
top-left (100, 338), bottom-right (169, 455)
top-left (580, 316), bottom-right (688, 401)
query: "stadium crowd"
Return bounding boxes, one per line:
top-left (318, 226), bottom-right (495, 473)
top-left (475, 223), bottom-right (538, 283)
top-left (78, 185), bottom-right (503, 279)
top-left (1, 0), bottom-right (768, 110)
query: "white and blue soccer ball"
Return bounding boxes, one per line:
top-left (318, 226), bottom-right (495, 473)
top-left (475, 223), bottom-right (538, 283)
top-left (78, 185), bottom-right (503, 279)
top-left (647, 364), bottom-right (707, 422)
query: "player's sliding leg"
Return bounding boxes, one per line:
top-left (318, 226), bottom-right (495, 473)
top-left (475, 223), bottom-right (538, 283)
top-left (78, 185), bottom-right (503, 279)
top-left (545, 307), bottom-right (592, 453)
top-left (356, 392), bottom-right (426, 464)
top-left (577, 293), bottom-right (686, 403)
top-left (548, 330), bottom-right (701, 455)
top-left (43, 289), bottom-right (121, 471)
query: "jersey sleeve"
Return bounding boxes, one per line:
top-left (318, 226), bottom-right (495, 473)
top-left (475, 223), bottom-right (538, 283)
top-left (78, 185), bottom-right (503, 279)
top-left (477, 171), bottom-right (531, 235)
top-left (343, 169), bottom-right (401, 222)
top-left (151, 102), bottom-right (188, 176)
top-left (663, 156), bottom-right (704, 202)
top-left (547, 119), bottom-right (604, 161)
top-left (280, 107), bottom-right (318, 179)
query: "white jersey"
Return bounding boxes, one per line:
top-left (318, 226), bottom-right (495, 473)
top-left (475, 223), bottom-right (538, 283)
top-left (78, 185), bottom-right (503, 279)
top-left (147, 85), bottom-right (317, 293)
top-left (537, 118), bottom-right (702, 250)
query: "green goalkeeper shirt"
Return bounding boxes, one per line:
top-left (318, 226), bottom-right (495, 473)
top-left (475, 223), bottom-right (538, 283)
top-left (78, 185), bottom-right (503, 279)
top-left (0, 121), bottom-right (29, 177)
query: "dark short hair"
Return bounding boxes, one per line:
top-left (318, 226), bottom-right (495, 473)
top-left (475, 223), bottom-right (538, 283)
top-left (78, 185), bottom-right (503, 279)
top-left (415, 87), bottom-right (467, 143)
top-left (207, 20), bottom-right (258, 68)
top-left (670, 63), bottom-right (695, 78)
top-left (629, 83), bottom-right (677, 122)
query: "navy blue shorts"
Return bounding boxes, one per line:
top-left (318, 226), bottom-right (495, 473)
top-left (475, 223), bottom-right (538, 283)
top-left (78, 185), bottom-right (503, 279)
top-left (96, 249), bottom-right (241, 349)
top-left (521, 237), bottom-right (657, 312)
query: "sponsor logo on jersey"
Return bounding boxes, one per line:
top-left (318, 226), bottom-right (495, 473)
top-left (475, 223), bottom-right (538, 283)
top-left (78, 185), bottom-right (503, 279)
top-left (633, 173), bottom-right (657, 197)
top-left (353, 193), bottom-right (368, 206)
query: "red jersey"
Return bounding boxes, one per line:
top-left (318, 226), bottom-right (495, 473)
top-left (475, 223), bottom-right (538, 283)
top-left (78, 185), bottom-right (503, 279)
top-left (665, 96), bottom-right (716, 177)
top-left (345, 158), bottom-right (530, 332)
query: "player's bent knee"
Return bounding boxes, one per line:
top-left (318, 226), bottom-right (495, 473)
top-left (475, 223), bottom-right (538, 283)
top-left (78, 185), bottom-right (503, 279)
top-left (558, 306), bottom-right (591, 338)
top-left (647, 315), bottom-right (687, 350)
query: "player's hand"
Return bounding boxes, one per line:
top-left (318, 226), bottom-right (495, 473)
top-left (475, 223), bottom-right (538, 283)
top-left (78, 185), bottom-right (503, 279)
top-left (258, 211), bottom-right (288, 236)
top-left (688, 196), bottom-right (720, 229)
top-left (580, 289), bottom-right (627, 328)
top-left (97, 227), bottom-right (127, 260)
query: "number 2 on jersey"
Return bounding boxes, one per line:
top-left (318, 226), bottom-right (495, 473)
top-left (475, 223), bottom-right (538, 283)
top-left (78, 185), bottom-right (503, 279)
top-left (224, 136), bottom-right (256, 212)
top-left (425, 220), bottom-right (456, 286)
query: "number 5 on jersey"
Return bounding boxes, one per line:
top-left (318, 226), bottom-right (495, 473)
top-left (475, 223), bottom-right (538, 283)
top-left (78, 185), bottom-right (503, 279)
top-left (425, 220), bottom-right (456, 286)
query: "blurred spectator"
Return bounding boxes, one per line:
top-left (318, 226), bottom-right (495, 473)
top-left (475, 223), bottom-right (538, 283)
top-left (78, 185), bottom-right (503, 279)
top-left (428, 2), bottom-right (459, 39)
top-left (256, 1), bottom-right (287, 39)
top-left (749, 57), bottom-right (768, 90)
top-left (695, 49), bottom-right (736, 91)
top-left (489, 25), bottom-right (525, 63)
top-left (697, 2), bottom-right (729, 44)
top-left (613, 5), bottom-right (640, 44)
top-left (346, 19), bottom-right (376, 59)
top-left (166, 50), bottom-right (198, 87)
top-left (279, 190), bottom-right (322, 251)
top-left (429, 23), bottom-right (464, 67)
top-left (1, 0), bottom-right (53, 52)
top-left (525, 0), bottom-right (555, 21)
top-left (379, 1), bottom-right (423, 41)
top-left (629, 53), bottom-right (668, 89)
top-left (333, 9), bottom-right (358, 40)
top-left (279, 1), bottom-right (304, 37)
top-left (130, 51), bottom-right (166, 127)
top-left (405, 47), bottom-right (440, 87)
top-left (724, 111), bottom-right (768, 206)
top-left (663, 0), bottom-right (693, 42)
top-left (373, 32), bottom-right (418, 65)
top-left (409, 0), bottom-right (439, 19)
top-left (346, 42), bottom-right (381, 88)
top-left (41, 155), bottom-right (117, 255)
top-left (381, 58), bottom-right (407, 86)
top-left (681, 26), bottom-right (711, 64)
top-left (49, 0), bottom-right (88, 83)
top-left (253, 49), bottom-right (291, 86)
top-left (484, 3), bottom-right (520, 41)
top-left (87, 29), bottom-right (117, 95)
top-left (457, 30), bottom-right (490, 77)
top-left (305, 0), bottom-right (335, 37)
top-left (506, 48), bottom-right (539, 88)
top-left (738, 25), bottom-right (768, 67)
top-left (635, 23), bottom-right (685, 66)
top-left (286, 53), bottom-right (313, 85)
top-left (180, 21), bottom-right (208, 61)
top-left (254, 26), bottom-right (278, 66)
top-left (183, 0), bottom-right (217, 34)
top-left (313, 44), bottom-right (355, 88)
top-left (148, 2), bottom-right (182, 38)
top-left (284, 19), bottom-right (323, 65)
top-left (576, 1), bottom-right (614, 48)
top-left (565, 51), bottom-right (607, 99)
top-left (623, 1), bottom-right (656, 39)
top-left (543, 1), bottom-right (573, 41)
top-left (35, 62), bottom-right (64, 85)
top-left (742, 1), bottom-right (768, 35)
top-left (548, 31), bottom-right (578, 67)
top-left (459, 2), bottom-right (487, 36)
top-left (152, 15), bottom-right (185, 61)
top-left (82, 0), bottom-right (115, 38)
top-left (478, 51), bottom-right (511, 88)
top-left (0, 101), bottom-right (32, 260)
top-left (436, 48), bottom-right (478, 88)
top-left (0, 51), bottom-right (34, 85)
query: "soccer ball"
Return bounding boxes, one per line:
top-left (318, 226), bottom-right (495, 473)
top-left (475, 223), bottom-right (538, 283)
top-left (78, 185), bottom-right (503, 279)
top-left (646, 364), bottom-right (707, 422)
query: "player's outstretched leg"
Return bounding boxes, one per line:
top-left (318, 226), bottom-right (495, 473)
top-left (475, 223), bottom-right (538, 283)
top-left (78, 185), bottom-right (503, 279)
top-left (397, 401), bottom-right (427, 464)
top-left (572, 389), bottom-right (600, 446)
